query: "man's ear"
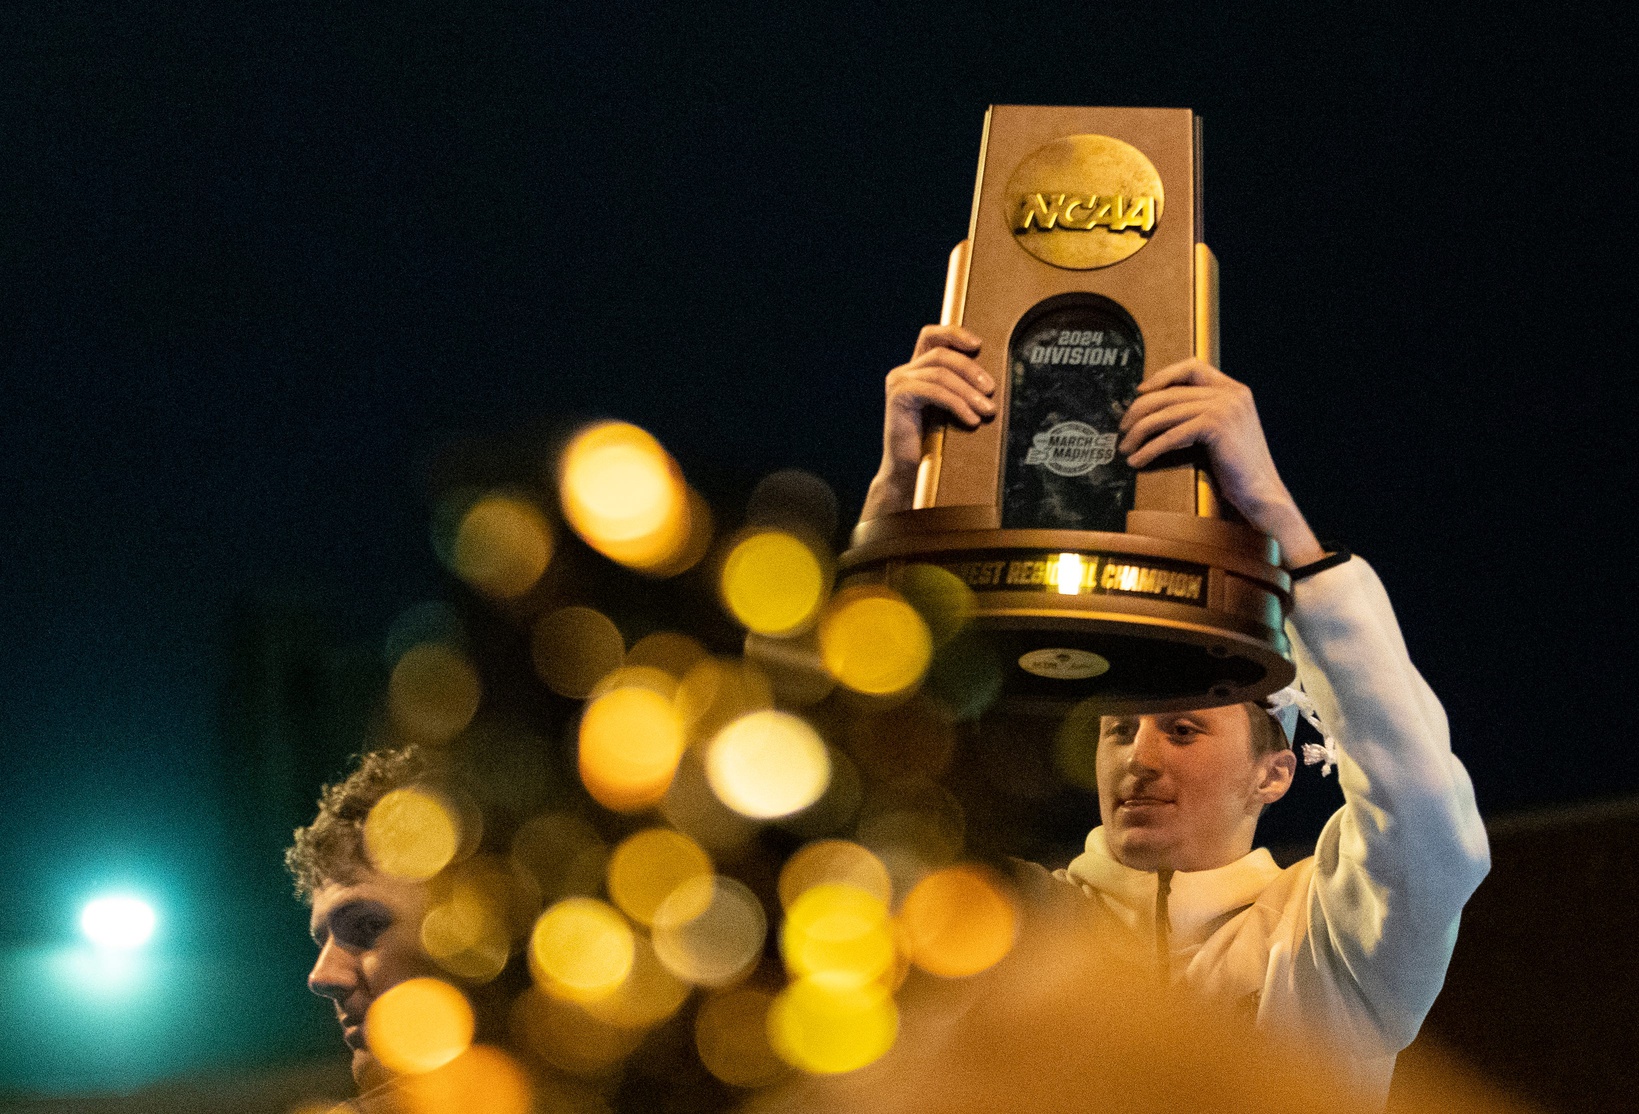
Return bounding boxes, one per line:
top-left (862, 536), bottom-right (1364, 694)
top-left (1253, 749), bottom-right (1297, 808)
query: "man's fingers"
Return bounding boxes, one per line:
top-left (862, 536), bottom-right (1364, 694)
top-left (913, 346), bottom-right (996, 395)
top-left (1124, 414), bottom-right (1212, 469)
top-left (1136, 358), bottom-right (1231, 393)
top-left (913, 324), bottom-right (982, 361)
top-left (890, 361), bottom-right (996, 418)
top-left (894, 379), bottom-right (986, 427)
top-left (1119, 398), bottom-right (1216, 456)
top-left (1119, 386), bottom-right (1219, 432)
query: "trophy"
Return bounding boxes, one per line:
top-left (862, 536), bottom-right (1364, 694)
top-left (840, 106), bottom-right (1295, 714)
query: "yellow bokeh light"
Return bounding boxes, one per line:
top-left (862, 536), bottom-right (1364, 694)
top-left (660, 748), bottom-right (759, 856)
top-left (580, 934), bottom-right (693, 1030)
top-left (898, 864), bottom-right (1019, 978)
top-left (652, 875), bottom-right (767, 987)
top-left (818, 587), bottom-right (933, 696)
top-left (719, 531), bottom-right (828, 636)
top-left (606, 828), bottom-right (713, 927)
top-left (398, 1044), bottom-right (534, 1114)
top-left (895, 562), bottom-right (976, 646)
top-left (421, 864), bottom-right (514, 983)
top-left (531, 606), bottom-right (625, 700)
top-left (778, 840), bottom-right (892, 910)
top-left (558, 421), bottom-right (690, 571)
top-left (578, 686), bottom-right (685, 812)
top-left (780, 883), bottom-right (895, 987)
top-left (695, 987), bottom-right (789, 1089)
top-left (530, 897), bottom-right (635, 1002)
top-left (510, 812), bottom-right (608, 907)
top-left (509, 987), bottom-right (645, 1079)
top-left (389, 643), bottom-right (482, 743)
top-left (675, 656), bottom-right (775, 744)
top-left (364, 787), bottom-right (461, 881)
top-left (587, 664), bottom-right (677, 703)
top-left (627, 630), bottom-right (709, 678)
top-left (705, 710), bottom-right (831, 820)
top-left (767, 974), bottom-right (898, 1075)
top-left (364, 977), bottom-right (474, 1075)
top-left (450, 494), bottom-right (553, 600)
top-left (645, 486), bottom-right (715, 579)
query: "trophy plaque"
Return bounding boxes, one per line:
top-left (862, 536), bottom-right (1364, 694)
top-left (840, 106), bottom-right (1296, 714)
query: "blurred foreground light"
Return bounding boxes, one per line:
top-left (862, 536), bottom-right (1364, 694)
top-left (365, 977), bottom-right (474, 1075)
top-left (421, 861), bottom-right (515, 983)
top-left (652, 875), bottom-right (766, 987)
top-left (720, 531), bottom-right (828, 636)
top-left (511, 813), bottom-right (610, 913)
top-left (79, 896), bottom-right (155, 950)
top-left (768, 974), bottom-right (898, 1075)
top-left (558, 421), bottom-right (694, 572)
top-left (580, 934), bottom-right (693, 1030)
top-left (389, 643), bottom-right (482, 743)
top-left (695, 987), bottom-right (789, 1088)
top-left (530, 897), bottom-right (635, 1002)
top-left (450, 494), bottom-right (554, 600)
top-left (1054, 698), bottom-right (1104, 792)
top-left (818, 587), bottom-right (933, 696)
top-left (627, 630), bottom-right (710, 679)
top-left (578, 685), bottom-right (686, 812)
top-left (895, 563), bottom-right (976, 647)
top-left (531, 606), bottom-right (625, 700)
top-left (897, 864), bottom-right (1019, 978)
top-left (845, 696), bottom-right (956, 784)
top-left (510, 987), bottom-right (645, 1078)
top-left (778, 841), bottom-right (892, 910)
top-left (746, 469), bottom-right (840, 541)
top-left (661, 748), bottom-right (759, 855)
top-left (706, 710), bottom-right (831, 819)
top-left (365, 787), bottom-right (461, 881)
top-left (607, 828), bottom-right (713, 927)
top-left (780, 883), bottom-right (895, 986)
top-left (676, 656), bottom-right (775, 744)
top-left (399, 1044), bottom-right (534, 1114)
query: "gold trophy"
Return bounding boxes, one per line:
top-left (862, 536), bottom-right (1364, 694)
top-left (840, 106), bottom-right (1295, 714)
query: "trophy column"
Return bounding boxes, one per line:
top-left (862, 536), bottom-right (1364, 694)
top-left (841, 106), bottom-right (1294, 714)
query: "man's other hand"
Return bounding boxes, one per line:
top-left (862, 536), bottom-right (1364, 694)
top-left (862, 325), bottom-right (996, 521)
top-left (1118, 359), bottom-right (1324, 568)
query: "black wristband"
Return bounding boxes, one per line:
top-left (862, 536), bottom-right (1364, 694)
top-left (1288, 545), bottom-right (1352, 582)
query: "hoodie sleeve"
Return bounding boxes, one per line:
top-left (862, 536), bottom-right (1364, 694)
top-left (1284, 556), bottom-right (1490, 1051)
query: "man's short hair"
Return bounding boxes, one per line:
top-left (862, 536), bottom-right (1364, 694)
top-left (1245, 701), bottom-right (1291, 759)
top-left (287, 726), bottom-right (559, 903)
top-left (286, 745), bottom-right (436, 903)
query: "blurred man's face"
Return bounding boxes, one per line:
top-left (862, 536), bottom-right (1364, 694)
top-left (308, 869), bottom-right (437, 1086)
top-left (1096, 706), bottom-right (1293, 872)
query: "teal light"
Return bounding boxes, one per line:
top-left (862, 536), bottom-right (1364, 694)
top-left (79, 895), bottom-right (156, 950)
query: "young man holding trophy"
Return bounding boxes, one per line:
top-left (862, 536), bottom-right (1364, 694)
top-left (846, 107), bottom-right (1488, 1105)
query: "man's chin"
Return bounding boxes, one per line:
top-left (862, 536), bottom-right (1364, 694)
top-left (351, 1047), bottom-right (390, 1090)
top-left (1109, 827), bottom-right (1175, 872)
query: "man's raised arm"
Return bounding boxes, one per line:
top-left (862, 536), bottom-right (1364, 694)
top-left (860, 325), bottom-right (996, 522)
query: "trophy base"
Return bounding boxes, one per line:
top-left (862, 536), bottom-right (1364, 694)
top-left (840, 508), bottom-right (1295, 716)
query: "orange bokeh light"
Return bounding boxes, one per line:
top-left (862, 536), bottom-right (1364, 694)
top-left (364, 977), bottom-right (475, 1075)
top-left (578, 685), bottom-right (686, 812)
top-left (558, 421), bottom-right (698, 573)
top-left (897, 864), bottom-right (1019, 978)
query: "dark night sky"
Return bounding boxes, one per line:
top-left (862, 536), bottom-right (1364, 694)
top-left (1, 0), bottom-right (1635, 1063)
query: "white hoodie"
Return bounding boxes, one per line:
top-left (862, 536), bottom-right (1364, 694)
top-left (1057, 556), bottom-right (1490, 1106)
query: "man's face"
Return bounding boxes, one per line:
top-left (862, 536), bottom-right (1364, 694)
top-left (308, 869), bottom-right (437, 1086)
top-left (1096, 705), bottom-right (1293, 872)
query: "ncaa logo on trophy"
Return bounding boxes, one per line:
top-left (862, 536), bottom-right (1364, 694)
top-left (839, 106), bottom-right (1296, 714)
